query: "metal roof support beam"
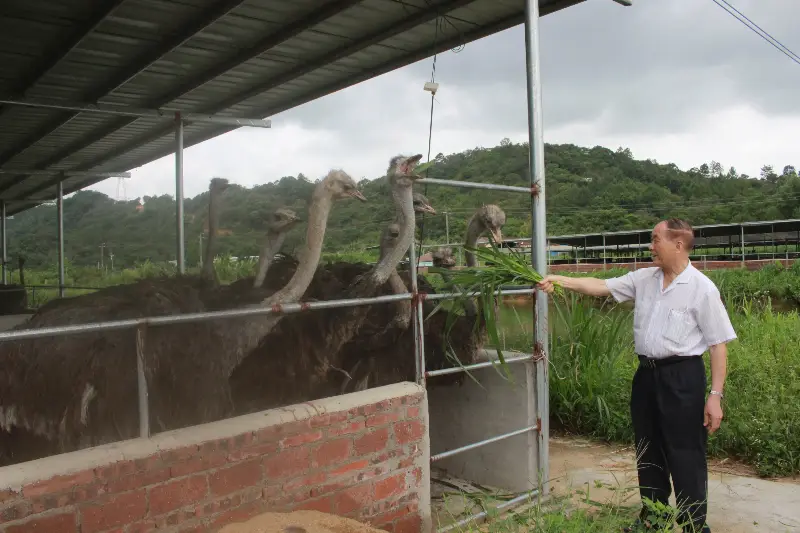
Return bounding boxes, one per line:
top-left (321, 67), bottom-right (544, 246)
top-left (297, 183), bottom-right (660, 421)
top-left (0, 170), bottom-right (131, 179)
top-left (175, 116), bottom-right (186, 275)
top-left (0, 0), bottom-right (125, 118)
top-left (0, 98), bottom-right (271, 129)
top-left (72, 0), bottom-right (584, 188)
top-left (0, 0), bottom-right (251, 168)
top-left (57, 181), bottom-right (65, 299)
top-left (12, 0), bottom-right (362, 199)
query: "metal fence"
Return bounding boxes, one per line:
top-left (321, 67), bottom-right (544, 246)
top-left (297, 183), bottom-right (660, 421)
top-left (0, 0), bottom-right (551, 530)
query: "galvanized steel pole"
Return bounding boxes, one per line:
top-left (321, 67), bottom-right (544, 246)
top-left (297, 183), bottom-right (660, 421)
top-left (740, 225), bottom-right (745, 265)
top-left (175, 113), bottom-right (186, 274)
top-left (1, 201), bottom-right (6, 285)
top-left (524, 0), bottom-right (549, 497)
top-left (57, 181), bottom-right (65, 298)
top-left (408, 241), bottom-right (426, 387)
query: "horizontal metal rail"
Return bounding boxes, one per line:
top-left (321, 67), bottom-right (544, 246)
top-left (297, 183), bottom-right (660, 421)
top-left (0, 169), bottom-right (131, 178)
top-left (426, 353), bottom-right (533, 378)
top-left (0, 98), bottom-right (272, 129)
top-left (417, 177), bottom-right (531, 194)
top-left (425, 288), bottom-right (535, 300)
top-left (436, 489), bottom-right (540, 533)
top-left (0, 287), bottom-right (536, 343)
top-left (431, 425), bottom-right (537, 462)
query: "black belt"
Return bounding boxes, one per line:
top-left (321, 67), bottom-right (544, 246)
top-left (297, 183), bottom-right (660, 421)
top-left (637, 354), bottom-right (701, 368)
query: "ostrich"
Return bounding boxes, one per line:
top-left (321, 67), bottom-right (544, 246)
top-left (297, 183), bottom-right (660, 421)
top-left (0, 169), bottom-right (366, 466)
top-left (252, 207), bottom-right (302, 288)
top-left (335, 204), bottom-right (508, 393)
top-left (228, 154), bottom-right (424, 413)
top-left (200, 177), bottom-right (231, 286)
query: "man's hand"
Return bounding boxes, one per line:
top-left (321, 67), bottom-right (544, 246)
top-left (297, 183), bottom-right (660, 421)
top-left (537, 275), bottom-right (565, 294)
top-left (704, 395), bottom-right (723, 434)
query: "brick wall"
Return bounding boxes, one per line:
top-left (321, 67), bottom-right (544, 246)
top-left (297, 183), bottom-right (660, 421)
top-left (0, 382), bottom-right (430, 533)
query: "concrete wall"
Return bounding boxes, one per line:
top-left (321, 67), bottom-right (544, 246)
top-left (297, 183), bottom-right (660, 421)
top-left (0, 383), bottom-right (431, 533)
top-left (427, 356), bottom-right (536, 493)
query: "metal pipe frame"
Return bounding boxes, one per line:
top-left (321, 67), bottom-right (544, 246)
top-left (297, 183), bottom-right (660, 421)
top-left (0, 170), bottom-right (131, 178)
top-left (56, 182), bottom-right (65, 298)
top-left (0, 98), bottom-right (272, 129)
top-left (1, 201), bottom-right (6, 285)
top-left (431, 425), bottom-right (537, 462)
top-left (525, 0), bottom-right (550, 500)
top-left (437, 490), bottom-right (540, 533)
top-left (417, 177), bottom-right (531, 194)
top-left (175, 115), bottom-right (186, 274)
top-left (426, 352), bottom-right (533, 377)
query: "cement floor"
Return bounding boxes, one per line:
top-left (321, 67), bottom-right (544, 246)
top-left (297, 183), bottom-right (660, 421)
top-left (431, 436), bottom-right (800, 532)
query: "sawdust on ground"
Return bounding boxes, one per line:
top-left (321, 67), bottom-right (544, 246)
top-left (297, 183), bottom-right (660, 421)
top-left (218, 510), bottom-right (383, 533)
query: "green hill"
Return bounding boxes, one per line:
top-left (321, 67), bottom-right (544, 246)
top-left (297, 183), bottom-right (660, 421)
top-left (7, 140), bottom-right (800, 270)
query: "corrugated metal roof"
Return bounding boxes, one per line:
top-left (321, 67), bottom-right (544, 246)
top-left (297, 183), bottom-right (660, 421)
top-left (0, 0), bottom-right (594, 215)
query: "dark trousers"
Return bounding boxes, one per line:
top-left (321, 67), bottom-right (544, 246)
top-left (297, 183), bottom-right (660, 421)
top-left (631, 355), bottom-right (710, 532)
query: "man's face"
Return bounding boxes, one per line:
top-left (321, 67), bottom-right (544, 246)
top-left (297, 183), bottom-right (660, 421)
top-left (649, 222), bottom-right (674, 267)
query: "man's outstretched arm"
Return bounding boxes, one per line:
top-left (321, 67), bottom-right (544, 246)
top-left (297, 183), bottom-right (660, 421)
top-left (537, 274), bottom-right (612, 297)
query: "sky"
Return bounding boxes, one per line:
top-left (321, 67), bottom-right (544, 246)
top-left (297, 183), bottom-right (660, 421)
top-left (90, 0), bottom-right (800, 202)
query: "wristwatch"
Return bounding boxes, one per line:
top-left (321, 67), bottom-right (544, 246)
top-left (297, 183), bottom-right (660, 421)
top-left (709, 390), bottom-right (724, 399)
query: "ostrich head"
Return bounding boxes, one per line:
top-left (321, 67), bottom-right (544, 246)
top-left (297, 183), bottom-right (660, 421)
top-left (322, 170), bottom-right (366, 202)
top-left (432, 247), bottom-right (456, 268)
top-left (387, 154), bottom-right (424, 188)
top-left (209, 177), bottom-right (230, 193)
top-left (476, 204), bottom-right (506, 245)
top-left (380, 222), bottom-right (402, 256)
top-left (266, 207), bottom-right (300, 234)
top-left (412, 192), bottom-right (436, 215)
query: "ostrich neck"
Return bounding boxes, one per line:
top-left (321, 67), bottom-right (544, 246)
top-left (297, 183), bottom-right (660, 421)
top-left (464, 216), bottom-right (484, 268)
top-left (253, 231), bottom-right (286, 288)
top-left (201, 191), bottom-right (221, 284)
top-left (372, 184), bottom-right (414, 285)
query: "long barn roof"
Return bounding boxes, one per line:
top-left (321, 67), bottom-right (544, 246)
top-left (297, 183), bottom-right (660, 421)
top-left (0, 0), bottom-right (609, 216)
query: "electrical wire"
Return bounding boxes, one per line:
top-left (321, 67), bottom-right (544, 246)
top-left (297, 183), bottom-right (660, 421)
top-left (710, 0), bottom-right (800, 67)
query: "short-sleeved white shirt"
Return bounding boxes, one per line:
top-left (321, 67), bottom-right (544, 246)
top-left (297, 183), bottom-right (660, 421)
top-left (604, 262), bottom-right (737, 358)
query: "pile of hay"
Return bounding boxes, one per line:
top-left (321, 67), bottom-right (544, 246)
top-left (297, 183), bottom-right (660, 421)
top-left (218, 510), bottom-right (385, 533)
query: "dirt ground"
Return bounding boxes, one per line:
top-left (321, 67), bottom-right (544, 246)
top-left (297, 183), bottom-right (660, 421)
top-left (546, 435), bottom-right (800, 532)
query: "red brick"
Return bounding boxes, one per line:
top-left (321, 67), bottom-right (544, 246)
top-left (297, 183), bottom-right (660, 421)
top-left (0, 501), bottom-right (31, 523)
top-left (227, 441), bottom-right (280, 462)
top-left (22, 470), bottom-right (95, 498)
top-left (395, 514), bottom-right (422, 533)
top-left (329, 459), bottom-right (369, 477)
top-left (262, 446), bottom-right (310, 478)
top-left (308, 414), bottom-right (331, 427)
top-left (94, 460), bottom-right (137, 481)
top-left (209, 460), bottom-right (262, 496)
top-left (72, 483), bottom-right (107, 504)
top-left (354, 428), bottom-right (389, 455)
top-left (210, 501), bottom-right (266, 529)
top-left (366, 413), bottom-right (400, 428)
top-left (170, 453), bottom-right (228, 477)
top-left (80, 490), bottom-right (147, 533)
top-left (295, 497), bottom-right (333, 514)
top-left (284, 471), bottom-right (328, 493)
top-left (329, 421), bottom-right (365, 437)
top-left (374, 474), bottom-right (406, 501)
top-left (159, 445), bottom-right (199, 464)
top-left (254, 420), bottom-right (310, 442)
top-left (394, 421), bottom-right (425, 444)
top-left (313, 439), bottom-right (351, 468)
top-left (107, 467), bottom-right (171, 493)
top-left (406, 407), bottom-right (421, 418)
top-left (132, 455), bottom-right (163, 472)
top-left (333, 484), bottom-right (373, 516)
top-left (281, 430), bottom-right (323, 448)
top-left (127, 520), bottom-right (157, 533)
top-left (29, 492), bottom-right (73, 514)
top-left (371, 505), bottom-right (414, 527)
top-left (148, 475), bottom-right (209, 516)
top-left (5, 512), bottom-right (77, 533)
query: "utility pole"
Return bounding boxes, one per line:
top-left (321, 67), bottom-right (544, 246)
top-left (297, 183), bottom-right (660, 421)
top-left (199, 234), bottom-right (204, 268)
top-left (99, 243), bottom-right (105, 270)
top-left (108, 246), bottom-right (114, 272)
top-left (444, 210), bottom-right (450, 245)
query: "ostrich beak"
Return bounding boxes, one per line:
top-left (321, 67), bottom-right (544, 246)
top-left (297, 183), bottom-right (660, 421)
top-left (490, 228), bottom-right (503, 245)
top-left (349, 189), bottom-right (367, 202)
top-left (419, 204), bottom-right (437, 215)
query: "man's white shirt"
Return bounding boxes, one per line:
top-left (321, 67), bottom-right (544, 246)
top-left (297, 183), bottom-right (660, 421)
top-left (604, 263), bottom-right (737, 358)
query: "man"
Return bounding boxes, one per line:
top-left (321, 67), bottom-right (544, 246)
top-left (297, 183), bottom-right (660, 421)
top-left (537, 218), bottom-right (736, 533)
